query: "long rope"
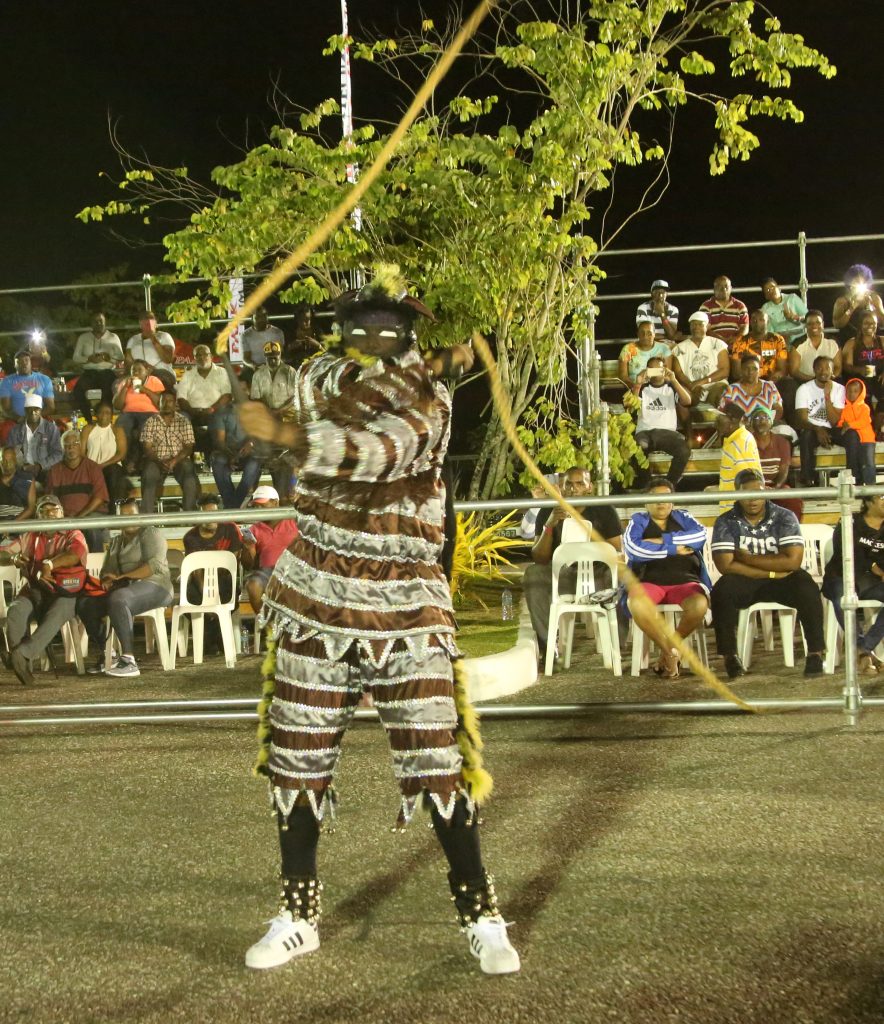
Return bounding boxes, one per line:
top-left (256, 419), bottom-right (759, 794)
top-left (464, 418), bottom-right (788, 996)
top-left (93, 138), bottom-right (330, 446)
top-left (471, 333), bottom-right (760, 713)
top-left (213, 0), bottom-right (497, 358)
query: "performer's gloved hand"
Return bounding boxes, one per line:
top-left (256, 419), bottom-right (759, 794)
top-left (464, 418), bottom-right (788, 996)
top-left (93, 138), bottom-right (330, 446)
top-left (239, 401), bottom-right (299, 447)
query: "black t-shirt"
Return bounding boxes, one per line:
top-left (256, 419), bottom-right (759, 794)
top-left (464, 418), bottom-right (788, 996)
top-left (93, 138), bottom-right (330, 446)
top-left (637, 514), bottom-right (702, 586)
top-left (535, 503), bottom-right (621, 548)
top-left (183, 522), bottom-right (244, 556)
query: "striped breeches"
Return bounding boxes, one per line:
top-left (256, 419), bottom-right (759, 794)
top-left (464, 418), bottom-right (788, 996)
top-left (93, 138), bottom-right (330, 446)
top-left (267, 633), bottom-right (464, 825)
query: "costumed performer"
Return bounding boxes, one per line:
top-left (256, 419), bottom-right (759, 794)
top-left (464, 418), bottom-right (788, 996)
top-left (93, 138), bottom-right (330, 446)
top-left (237, 267), bottom-right (520, 975)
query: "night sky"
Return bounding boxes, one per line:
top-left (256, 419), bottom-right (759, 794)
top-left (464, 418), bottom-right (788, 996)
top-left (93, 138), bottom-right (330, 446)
top-left (2, 0), bottom-right (883, 328)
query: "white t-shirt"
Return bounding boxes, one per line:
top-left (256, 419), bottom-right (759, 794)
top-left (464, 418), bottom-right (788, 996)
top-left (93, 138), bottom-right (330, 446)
top-left (126, 331), bottom-right (176, 375)
top-left (636, 383), bottom-right (679, 433)
top-left (672, 336), bottom-right (728, 399)
top-left (73, 330), bottom-right (124, 370)
top-left (176, 364), bottom-right (232, 410)
top-left (795, 379), bottom-right (846, 427)
top-left (242, 325), bottom-right (285, 365)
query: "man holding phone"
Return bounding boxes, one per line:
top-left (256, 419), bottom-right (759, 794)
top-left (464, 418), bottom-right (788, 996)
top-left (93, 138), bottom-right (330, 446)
top-left (125, 311), bottom-right (176, 387)
top-left (631, 356), bottom-right (692, 489)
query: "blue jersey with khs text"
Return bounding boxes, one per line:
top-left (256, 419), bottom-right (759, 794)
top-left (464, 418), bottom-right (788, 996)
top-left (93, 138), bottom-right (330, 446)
top-left (711, 501), bottom-right (804, 559)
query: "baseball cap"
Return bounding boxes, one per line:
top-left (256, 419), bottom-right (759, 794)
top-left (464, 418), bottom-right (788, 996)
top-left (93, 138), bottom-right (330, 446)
top-left (688, 311), bottom-right (709, 324)
top-left (251, 485), bottom-right (280, 504)
top-left (23, 394), bottom-right (43, 409)
top-left (36, 494), bottom-right (62, 511)
top-left (263, 341), bottom-right (282, 354)
top-left (651, 279), bottom-right (669, 290)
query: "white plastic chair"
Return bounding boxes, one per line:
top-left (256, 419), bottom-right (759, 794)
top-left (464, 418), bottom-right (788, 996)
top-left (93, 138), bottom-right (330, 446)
top-left (545, 541), bottom-right (621, 677)
top-left (800, 523), bottom-right (834, 585)
top-left (170, 550), bottom-right (239, 668)
top-left (630, 603), bottom-right (709, 676)
top-left (0, 564), bottom-right (21, 647)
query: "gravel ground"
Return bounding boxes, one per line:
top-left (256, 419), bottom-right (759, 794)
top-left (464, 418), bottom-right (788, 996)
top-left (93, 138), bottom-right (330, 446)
top-left (1, 632), bottom-right (883, 1024)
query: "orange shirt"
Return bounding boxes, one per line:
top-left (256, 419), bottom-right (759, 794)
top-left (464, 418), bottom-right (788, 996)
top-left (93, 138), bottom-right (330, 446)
top-left (730, 333), bottom-right (787, 378)
top-left (115, 375), bottom-right (164, 413)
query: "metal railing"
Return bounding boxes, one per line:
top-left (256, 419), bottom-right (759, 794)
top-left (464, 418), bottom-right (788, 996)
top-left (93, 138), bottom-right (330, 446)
top-left (0, 474), bottom-right (873, 728)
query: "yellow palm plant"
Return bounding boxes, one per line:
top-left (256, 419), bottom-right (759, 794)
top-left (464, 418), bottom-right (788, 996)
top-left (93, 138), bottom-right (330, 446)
top-left (449, 510), bottom-right (524, 605)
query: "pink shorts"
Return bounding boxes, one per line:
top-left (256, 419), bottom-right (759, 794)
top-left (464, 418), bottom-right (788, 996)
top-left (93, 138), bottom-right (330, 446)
top-left (638, 582), bottom-right (706, 606)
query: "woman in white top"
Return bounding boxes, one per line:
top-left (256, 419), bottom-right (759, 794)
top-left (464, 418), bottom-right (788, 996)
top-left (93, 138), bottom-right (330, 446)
top-left (80, 402), bottom-right (129, 507)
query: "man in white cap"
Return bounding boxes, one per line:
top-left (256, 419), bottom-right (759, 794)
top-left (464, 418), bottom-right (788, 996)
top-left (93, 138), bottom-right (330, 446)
top-left (636, 279), bottom-right (679, 341)
top-left (7, 395), bottom-right (63, 482)
top-left (672, 311), bottom-right (730, 406)
top-left (241, 484), bottom-right (298, 614)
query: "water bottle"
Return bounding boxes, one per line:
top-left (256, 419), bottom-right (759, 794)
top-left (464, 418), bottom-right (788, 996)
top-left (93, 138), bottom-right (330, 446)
top-left (501, 588), bottom-right (514, 621)
top-left (240, 625), bottom-right (251, 654)
top-left (71, 409), bottom-right (81, 430)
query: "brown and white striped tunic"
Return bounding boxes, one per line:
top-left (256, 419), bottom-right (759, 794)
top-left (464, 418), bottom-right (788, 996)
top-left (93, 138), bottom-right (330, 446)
top-left (259, 348), bottom-right (464, 824)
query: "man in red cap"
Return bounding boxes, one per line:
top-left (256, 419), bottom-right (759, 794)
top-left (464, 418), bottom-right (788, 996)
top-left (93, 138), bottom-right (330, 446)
top-left (241, 484), bottom-right (298, 614)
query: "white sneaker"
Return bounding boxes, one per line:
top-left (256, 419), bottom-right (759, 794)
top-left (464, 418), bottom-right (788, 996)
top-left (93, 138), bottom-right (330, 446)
top-left (466, 915), bottom-right (520, 975)
top-left (105, 655), bottom-right (140, 677)
top-left (245, 911), bottom-right (320, 970)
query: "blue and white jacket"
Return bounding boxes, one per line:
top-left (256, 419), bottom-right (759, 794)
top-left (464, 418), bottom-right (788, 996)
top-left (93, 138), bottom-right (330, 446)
top-left (622, 507), bottom-right (712, 593)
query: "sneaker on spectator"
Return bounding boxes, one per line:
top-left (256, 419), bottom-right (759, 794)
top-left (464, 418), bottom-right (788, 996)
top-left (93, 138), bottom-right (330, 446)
top-left (804, 653), bottom-right (824, 677)
top-left (105, 655), bottom-right (140, 677)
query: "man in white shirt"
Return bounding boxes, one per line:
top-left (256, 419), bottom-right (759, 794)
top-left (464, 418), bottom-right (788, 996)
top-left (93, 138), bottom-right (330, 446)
top-left (672, 311), bottom-right (729, 406)
top-left (125, 311), bottom-right (176, 385)
top-left (70, 312), bottom-right (124, 417)
top-left (795, 356), bottom-right (847, 486)
top-left (635, 279), bottom-right (679, 342)
top-left (632, 357), bottom-right (692, 489)
top-left (176, 344), bottom-right (233, 439)
top-left (242, 307), bottom-right (285, 367)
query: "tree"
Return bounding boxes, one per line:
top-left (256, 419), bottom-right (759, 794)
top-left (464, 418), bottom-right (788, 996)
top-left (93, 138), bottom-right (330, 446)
top-left (78, 0), bottom-right (834, 498)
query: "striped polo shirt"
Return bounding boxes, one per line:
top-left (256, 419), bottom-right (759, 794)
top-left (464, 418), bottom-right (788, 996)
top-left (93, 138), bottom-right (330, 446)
top-left (701, 296), bottom-right (749, 344)
top-left (718, 424), bottom-right (762, 509)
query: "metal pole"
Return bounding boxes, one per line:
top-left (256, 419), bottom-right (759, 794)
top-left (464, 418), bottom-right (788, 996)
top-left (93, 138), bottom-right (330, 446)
top-left (598, 401), bottom-right (611, 496)
top-left (142, 273), bottom-right (152, 311)
top-left (798, 231), bottom-right (808, 304)
top-left (588, 306), bottom-right (600, 409)
top-left (838, 470), bottom-right (862, 717)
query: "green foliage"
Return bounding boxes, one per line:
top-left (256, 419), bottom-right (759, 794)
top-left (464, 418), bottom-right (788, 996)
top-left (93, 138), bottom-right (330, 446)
top-left (450, 511), bottom-right (524, 607)
top-left (77, 2), bottom-right (833, 498)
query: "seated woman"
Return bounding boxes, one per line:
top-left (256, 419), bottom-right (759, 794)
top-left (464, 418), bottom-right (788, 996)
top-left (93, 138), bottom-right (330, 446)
top-left (719, 355), bottom-right (784, 424)
top-left (832, 263), bottom-right (884, 345)
top-left (76, 497), bottom-right (173, 677)
top-left (822, 493), bottom-right (884, 675)
top-left (622, 476), bottom-right (711, 679)
top-left (841, 310), bottom-right (884, 414)
top-left (80, 402), bottom-right (129, 508)
top-left (618, 317), bottom-right (672, 387)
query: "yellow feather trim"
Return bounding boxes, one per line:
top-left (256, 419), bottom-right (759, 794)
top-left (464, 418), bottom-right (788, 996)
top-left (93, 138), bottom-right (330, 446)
top-left (253, 631), bottom-right (277, 779)
top-left (452, 658), bottom-right (493, 804)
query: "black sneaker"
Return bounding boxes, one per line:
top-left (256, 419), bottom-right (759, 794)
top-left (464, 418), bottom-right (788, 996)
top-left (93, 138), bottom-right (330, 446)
top-left (724, 654), bottom-right (746, 680)
top-left (10, 649), bottom-right (34, 686)
top-left (804, 653), bottom-right (824, 677)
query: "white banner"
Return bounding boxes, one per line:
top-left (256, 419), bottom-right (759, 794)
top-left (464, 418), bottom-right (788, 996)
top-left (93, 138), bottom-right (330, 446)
top-left (340, 0), bottom-right (362, 231)
top-left (227, 276), bottom-right (244, 362)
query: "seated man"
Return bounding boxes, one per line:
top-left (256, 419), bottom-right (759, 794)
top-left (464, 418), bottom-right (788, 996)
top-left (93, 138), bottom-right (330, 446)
top-left (710, 468), bottom-right (824, 679)
top-left (761, 277), bottom-right (808, 348)
top-left (635, 279), bottom-right (679, 342)
top-left (139, 393), bottom-right (200, 514)
top-left (671, 311), bottom-right (729, 408)
top-left (113, 359), bottom-right (164, 468)
top-left (8, 395), bottom-right (63, 483)
top-left (242, 307), bottom-right (285, 367)
top-left (175, 343), bottom-right (232, 447)
top-left (76, 497), bottom-right (174, 677)
top-left (45, 430), bottom-right (110, 552)
top-left (730, 309), bottom-right (795, 421)
top-left (210, 404), bottom-right (262, 509)
top-left (182, 493), bottom-right (244, 653)
top-left (795, 356), bottom-right (846, 487)
top-left (630, 357), bottom-right (691, 490)
top-left (0, 445), bottom-right (36, 521)
top-left (0, 350), bottom-right (55, 420)
top-left (70, 312), bottom-right (124, 417)
top-left (250, 340), bottom-right (300, 498)
top-left (241, 485), bottom-right (298, 614)
top-left (125, 311), bottom-right (176, 389)
top-left (749, 407), bottom-right (803, 521)
top-left (521, 466), bottom-right (622, 665)
top-left (0, 493), bottom-right (88, 685)
top-left (715, 403), bottom-right (762, 509)
top-left (700, 276), bottom-right (749, 348)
